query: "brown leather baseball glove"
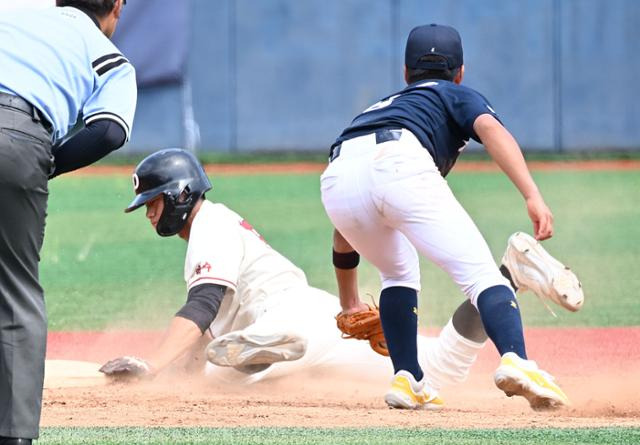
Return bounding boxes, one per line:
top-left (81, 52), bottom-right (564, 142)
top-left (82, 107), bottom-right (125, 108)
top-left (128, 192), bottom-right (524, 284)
top-left (335, 304), bottom-right (389, 356)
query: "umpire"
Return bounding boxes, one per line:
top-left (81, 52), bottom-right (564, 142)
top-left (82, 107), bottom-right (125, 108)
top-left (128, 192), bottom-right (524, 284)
top-left (0, 1), bottom-right (135, 442)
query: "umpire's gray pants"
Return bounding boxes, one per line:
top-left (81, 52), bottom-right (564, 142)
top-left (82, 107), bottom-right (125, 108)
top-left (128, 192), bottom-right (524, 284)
top-left (0, 98), bottom-right (53, 439)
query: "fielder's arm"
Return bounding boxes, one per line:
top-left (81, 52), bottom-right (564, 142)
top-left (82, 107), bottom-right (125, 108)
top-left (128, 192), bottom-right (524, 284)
top-left (332, 229), bottom-right (369, 315)
top-left (473, 114), bottom-right (554, 240)
top-left (333, 230), bottom-right (389, 356)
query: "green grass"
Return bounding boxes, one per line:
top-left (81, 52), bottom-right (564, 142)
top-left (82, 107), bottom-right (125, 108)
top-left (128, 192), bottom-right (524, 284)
top-left (41, 169), bottom-right (640, 331)
top-left (36, 427), bottom-right (640, 445)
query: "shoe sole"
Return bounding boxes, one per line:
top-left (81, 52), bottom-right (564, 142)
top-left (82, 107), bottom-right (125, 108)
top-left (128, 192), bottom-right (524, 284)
top-left (384, 391), bottom-right (421, 409)
top-left (494, 365), bottom-right (568, 411)
top-left (384, 391), bottom-right (443, 410)
top-left (206, 333), bottom-right (307, 367)
top-left (508, 232), bottom-right (583, 312)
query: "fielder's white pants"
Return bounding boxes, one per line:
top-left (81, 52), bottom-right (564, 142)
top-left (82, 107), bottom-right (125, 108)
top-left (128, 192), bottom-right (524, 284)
top-left (205, 285), bottom-right (484, 389)
top-left (320, 129), bottom-right (510, 306)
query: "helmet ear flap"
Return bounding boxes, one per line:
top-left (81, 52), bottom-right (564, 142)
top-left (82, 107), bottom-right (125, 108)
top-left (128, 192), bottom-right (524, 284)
top-left (156, 184), bottom-right (199, 236)
top-left (177, 185), bottom-right (192, 204)
top-left (156, 192), bottom-right (188, 236)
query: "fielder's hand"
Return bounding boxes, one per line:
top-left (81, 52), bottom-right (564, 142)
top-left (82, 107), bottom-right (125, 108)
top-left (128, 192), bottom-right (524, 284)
top-left (335, 304), bottom-right (389, 356)
top-left (99, 356), bottom-right (154, 380)
top-left (525, 194), bottom-right (554, 241)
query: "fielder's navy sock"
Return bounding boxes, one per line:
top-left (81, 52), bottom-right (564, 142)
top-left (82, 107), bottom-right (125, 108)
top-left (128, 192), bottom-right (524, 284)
top-left (476, 284), bottom-right (527, 359)
top-left (379, 286), bottom-right (423, 381)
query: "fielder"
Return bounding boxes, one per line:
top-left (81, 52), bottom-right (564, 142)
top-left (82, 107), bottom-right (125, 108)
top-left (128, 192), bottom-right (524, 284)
top-left (100, 149), bottom-right (582, 405)
top-left (0, 1), bottom-right (134, 442)
top-left (320, 24), bottom-right (583, 411)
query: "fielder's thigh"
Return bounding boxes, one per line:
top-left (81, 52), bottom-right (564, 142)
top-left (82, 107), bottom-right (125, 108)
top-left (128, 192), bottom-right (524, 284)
top-left (321, 151), bottom-right (421, 290)
top-left (368, 148), bottom-right (509, 303)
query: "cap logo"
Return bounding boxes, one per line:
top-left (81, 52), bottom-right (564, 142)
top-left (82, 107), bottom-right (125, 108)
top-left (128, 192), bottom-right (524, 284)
top-left (431, 47), bottom-right (435, 52)
top-left (132, 173), bottom-right (139, 191)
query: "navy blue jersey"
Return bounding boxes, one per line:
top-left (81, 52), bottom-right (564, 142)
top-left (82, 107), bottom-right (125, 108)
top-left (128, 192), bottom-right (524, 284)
top-left (334, 80), bottom-right (500, 176)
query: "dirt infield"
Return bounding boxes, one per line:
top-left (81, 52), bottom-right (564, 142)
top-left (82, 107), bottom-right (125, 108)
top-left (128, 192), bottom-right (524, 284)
top-left (42, 327), bottom-right (640, 429)
top-left (70, 159), bottom-right (640, 176)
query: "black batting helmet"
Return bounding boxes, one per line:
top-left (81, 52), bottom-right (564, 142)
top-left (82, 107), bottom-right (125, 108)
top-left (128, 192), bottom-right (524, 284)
top-left (125, 148), bottom-right (212, 236)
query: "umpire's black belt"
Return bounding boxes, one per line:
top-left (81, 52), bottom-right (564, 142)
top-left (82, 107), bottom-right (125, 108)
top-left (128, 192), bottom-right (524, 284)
top-left (329, 129), bottom-right (402, 162)
top-left (0, 91), bottom-right (53, 134)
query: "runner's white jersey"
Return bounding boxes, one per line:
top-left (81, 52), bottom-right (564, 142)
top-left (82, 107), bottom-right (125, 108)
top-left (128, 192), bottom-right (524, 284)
top-left (184, 200), bottom-right (308, 337)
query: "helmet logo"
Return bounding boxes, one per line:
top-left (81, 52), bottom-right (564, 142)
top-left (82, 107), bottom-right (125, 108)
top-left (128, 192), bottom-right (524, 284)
top-left (132, 173), bottom-right (140, 191)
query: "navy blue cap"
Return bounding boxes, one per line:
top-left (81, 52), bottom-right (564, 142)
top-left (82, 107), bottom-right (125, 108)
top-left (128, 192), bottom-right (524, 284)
top-left (405, 24), bottom-right (463, 71)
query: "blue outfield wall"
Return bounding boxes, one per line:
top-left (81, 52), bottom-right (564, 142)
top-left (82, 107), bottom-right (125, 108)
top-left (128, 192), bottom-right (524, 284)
top-left (117, 0), bottom-right (640, 154)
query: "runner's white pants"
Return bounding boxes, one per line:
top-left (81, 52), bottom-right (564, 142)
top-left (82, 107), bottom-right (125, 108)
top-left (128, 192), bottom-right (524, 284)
top-left (205, 285), bottom-right (484, 389)
top-left (320, 129), bottom-right (510, 306)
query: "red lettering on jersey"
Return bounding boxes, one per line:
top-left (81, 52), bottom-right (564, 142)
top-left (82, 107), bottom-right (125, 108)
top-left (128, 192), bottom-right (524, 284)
top-left (195, 262), bottom-right (212, 275)
top-left (240, 219), bottom-right (267, 243)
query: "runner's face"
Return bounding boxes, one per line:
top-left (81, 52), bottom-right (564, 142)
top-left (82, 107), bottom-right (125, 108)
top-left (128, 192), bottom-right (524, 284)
top-left (145, 196), bottom-right (164, 230)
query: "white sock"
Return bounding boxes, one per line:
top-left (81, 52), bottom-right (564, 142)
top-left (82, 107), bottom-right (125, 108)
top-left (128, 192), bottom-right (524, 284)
top-left (420, 319), bottom-right (486, 390)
